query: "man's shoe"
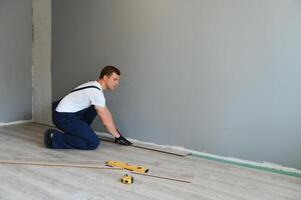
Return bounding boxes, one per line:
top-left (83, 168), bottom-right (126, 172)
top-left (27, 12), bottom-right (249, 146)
top-left (115, 135), bottom-right (132, 146)
top-left (44, 128), bottom-right (54, 148)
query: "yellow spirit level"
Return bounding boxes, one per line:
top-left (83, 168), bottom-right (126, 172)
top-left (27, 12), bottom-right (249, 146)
top-left (106, 160), bottom-right (149, 173)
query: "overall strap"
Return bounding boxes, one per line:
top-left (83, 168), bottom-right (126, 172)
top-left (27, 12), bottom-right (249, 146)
top-left (70, 86), bottom-right (101, 93)
top-left (52, 86), bottom-right (101, 114)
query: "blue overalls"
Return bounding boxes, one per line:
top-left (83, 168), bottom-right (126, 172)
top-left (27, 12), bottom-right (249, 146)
top-left (51, 86), bottom-right (101, 150)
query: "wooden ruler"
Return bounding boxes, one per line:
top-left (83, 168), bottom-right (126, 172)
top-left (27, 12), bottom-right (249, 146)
top-left (0, 160), bottom-right (123, 170)
top-left (131, 171), bottom-right (191, 183)
top-left (0, 160), bottom-right (191, 183)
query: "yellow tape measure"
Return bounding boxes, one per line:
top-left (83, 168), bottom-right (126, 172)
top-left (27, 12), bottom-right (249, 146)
top-left (121, 174), bottom-right (134, 184)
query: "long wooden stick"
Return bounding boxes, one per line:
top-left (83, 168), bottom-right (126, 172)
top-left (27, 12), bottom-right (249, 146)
top-left (0, 160), bottom-right (123, 170)
top-left (131, 171), bottom-right (191, 183)
top-left (0, 160), bottom-right (191, 183)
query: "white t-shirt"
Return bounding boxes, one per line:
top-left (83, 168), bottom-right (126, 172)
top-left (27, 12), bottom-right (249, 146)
top-left (55, 81), bottom-right (106, 113)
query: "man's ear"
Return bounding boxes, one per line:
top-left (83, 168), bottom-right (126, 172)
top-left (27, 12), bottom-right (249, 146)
top-left (103, 75), bottom-right (109, 81)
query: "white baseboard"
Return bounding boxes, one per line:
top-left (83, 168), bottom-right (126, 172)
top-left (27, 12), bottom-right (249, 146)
top-left (0, 119), bottom-right (33, 127)
top-left (96, 131), bottom-right (301, 176)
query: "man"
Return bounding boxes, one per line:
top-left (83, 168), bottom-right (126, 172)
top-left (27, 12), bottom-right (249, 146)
top-left (44, 66), bottom-right (132, 150)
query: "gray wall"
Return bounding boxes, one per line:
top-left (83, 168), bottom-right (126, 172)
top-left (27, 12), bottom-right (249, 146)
top-left (0, 0), bottom-right (32, 123)
top-left (52, 0), bottom-right (301, 169)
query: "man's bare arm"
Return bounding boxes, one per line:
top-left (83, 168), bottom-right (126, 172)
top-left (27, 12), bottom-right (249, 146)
top-left (105, 106), bottom-right (114, 122)
top-left (95, 106), bottom-right (120, 138)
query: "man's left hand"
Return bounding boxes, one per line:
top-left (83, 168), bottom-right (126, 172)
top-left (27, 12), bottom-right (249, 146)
top-left (115, 135), bottom-right (133, 146)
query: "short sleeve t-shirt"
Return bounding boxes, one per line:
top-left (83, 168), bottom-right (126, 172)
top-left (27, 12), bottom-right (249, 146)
top-left (55, 81), bottom-right (105, 113)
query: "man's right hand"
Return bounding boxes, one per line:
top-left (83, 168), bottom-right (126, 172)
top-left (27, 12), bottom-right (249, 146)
top-left (115, 135), bottom-right (133, 146)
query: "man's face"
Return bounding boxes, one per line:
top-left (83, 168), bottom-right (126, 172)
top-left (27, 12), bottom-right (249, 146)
top-left (104, 72), bottom-right (120, 90)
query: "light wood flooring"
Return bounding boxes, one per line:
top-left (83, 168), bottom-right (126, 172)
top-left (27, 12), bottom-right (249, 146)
top-left (0, 123), bottom-right (300, 200)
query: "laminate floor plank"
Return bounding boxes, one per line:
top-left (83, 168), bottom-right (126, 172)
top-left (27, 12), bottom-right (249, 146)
top-left (0, 123), bottom-right (300, 200)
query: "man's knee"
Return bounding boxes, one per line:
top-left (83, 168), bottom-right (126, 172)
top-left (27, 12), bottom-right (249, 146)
top-left (86, 139), bottom-right (100, 150)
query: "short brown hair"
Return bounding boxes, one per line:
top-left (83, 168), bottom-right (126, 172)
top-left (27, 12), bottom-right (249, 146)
top-left (99, 66), bottom-right (121, 79)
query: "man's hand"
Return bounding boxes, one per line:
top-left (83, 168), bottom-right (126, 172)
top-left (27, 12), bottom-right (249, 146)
top-left (115, 135), bottom-right (132, 145)
top-left (115, 130), bottom-right (132, 146)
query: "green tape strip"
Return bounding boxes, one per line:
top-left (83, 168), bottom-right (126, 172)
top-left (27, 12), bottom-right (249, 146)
top-left (192, 153), bottom-right (301, 179)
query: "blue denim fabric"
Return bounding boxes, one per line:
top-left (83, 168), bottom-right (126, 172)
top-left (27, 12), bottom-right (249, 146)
top-left (51, 104), bottom-right (100, 150)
